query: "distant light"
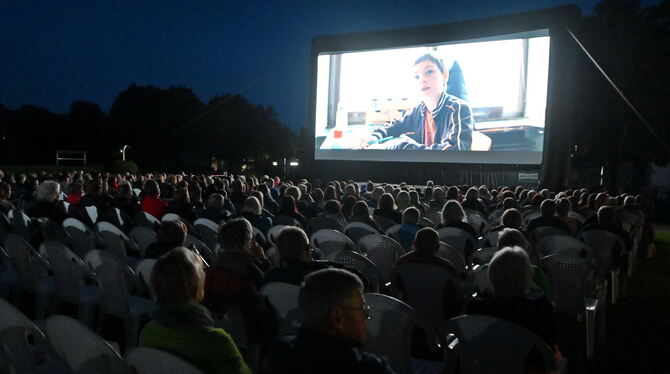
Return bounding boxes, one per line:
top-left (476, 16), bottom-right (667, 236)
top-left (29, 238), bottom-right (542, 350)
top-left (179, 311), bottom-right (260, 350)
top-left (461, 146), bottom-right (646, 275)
top-left (289, 161), bottom-right (299, 166)
top-left (272, 161), bottom-right (278, 166)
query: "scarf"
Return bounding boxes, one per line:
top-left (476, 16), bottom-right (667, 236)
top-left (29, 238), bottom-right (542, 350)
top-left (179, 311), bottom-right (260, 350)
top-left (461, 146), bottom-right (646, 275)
top-left (152, 302), bottom-right (215, 333)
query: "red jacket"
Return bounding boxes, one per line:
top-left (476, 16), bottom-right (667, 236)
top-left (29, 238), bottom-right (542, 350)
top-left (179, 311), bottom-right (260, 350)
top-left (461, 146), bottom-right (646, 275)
top-left (140, 195), bottom-right (167, 219)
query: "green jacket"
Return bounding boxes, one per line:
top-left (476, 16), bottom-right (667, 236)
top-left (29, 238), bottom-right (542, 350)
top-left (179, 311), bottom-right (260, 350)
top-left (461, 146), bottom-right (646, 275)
top-left (139, 304), bottom-right (252, 374)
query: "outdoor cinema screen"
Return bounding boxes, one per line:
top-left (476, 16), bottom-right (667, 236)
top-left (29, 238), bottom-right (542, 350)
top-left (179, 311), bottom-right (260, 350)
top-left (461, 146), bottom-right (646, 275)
top-left (313, 29), bottom-right (551, 165)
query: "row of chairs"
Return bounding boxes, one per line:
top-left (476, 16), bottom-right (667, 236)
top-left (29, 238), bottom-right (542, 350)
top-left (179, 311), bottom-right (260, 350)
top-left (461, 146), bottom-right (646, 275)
top-left (0, 298), bottom-right (205, 374)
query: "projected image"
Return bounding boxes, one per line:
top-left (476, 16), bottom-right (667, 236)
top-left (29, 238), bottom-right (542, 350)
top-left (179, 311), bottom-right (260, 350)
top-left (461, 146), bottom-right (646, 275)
top-left (313, 30), bottom-right (551, 164)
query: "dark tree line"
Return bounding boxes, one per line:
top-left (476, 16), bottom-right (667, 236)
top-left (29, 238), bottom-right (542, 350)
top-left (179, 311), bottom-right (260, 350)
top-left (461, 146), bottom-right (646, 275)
top-left (569, 0), bottom-right (670, 180)
top-left (0, 84), bottom-right (297, 172)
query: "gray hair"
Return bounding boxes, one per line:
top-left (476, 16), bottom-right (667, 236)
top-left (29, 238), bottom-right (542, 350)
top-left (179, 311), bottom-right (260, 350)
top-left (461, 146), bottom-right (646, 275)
top-left (285, 186), bottom-right (301, 201)
top-left (488, 246), bottom-right (533, 300)
top-left (299, 268), bottom-right (363, 329)
top-left (36, 180), bottom-right (61, 202)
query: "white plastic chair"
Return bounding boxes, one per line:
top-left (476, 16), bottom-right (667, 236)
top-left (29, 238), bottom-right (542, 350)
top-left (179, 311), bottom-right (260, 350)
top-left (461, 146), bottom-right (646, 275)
top-left (85, 206), bottom-right (99, 225)
top-left (364, 293), bottom-right (440, 374)
top-left (343, 222), bottom-right (380, 244)
top-left (266, 225), bottom-right (289, 246)
top-left (40, 241), bottom-right (101, 326)
top-left (129, 226), bottom-right (158, 259)
top-left (185, 235), bottom-right (214, 266)
top-left (4, 234), bottom-right (55, 320)
top-left (46, 314), bottom-right (128, 374)
top-left (252, 226), bottom-right (268, 247)
top-left (161, 213), bottom-right (182, 222)
top-left (529, 226), bottom-right (570, 246)
top-left (0, 245), bottom-right (19, 300)
top-left (97, 221), bottom-right (139, 263)
top-left (438, 241), bottom-right (467, 278)
top-left (8, 208), bottom-right (32, 241)
top-left (134, 258), bottom-right (157, 299)
top-left (467, 247), bottom-right (498, 269)
top-left (63, 217), bottom-right (99, 258)
top-left (465, 210), bottom-right (490, 236)
top-left (134, 211), bottom-right (161, 229)
top-left (541, 254), bottom-right (600, 360)
top-left (392, 262), bottom-right (463, 342)
top-left (357, 234), bottom-right (405, 285)
top-left (579, 229), bottom-right (626, 304)
top-left (95, 259), bottom-right (155, 348)
top-left (444, 315), bottom-right (558, 374)
top-left (193, 218), bottom-right (219, 251)
top-left (327, 250), bottom-right (383, 293)
top-left (385, 224), bottom-right (402, 241)
top-left (536, 235), bottom-right (590, 258)
top-left (309, 229), bottom-right (356, 259)
top-left (0, 298), bottom-right (61, 374)
top-left (260, 282), bottom-right (300, 334)
top-left (125, 347), bottom-right (206, 374)
top-left (437, 227), bottom-right (477, 260)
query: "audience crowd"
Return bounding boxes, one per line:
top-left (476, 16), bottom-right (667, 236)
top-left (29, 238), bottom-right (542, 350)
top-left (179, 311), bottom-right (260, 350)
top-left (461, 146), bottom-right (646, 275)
top-left (0, 168), bottom-right (656, 374)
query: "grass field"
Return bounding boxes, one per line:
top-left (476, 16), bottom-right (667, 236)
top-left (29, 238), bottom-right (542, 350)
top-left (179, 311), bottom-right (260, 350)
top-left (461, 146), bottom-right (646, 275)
top-left (561, 226), bottom-right (670, 373)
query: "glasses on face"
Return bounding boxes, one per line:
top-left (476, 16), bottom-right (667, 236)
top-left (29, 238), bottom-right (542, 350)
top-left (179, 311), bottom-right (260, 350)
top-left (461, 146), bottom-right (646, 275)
top-left (340, 304), bottom-right (372, 320)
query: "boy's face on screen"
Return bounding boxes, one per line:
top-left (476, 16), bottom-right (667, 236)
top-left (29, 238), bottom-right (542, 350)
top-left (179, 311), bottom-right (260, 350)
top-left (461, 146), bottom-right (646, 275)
top-left (413, 60), bottom-right (448, 102)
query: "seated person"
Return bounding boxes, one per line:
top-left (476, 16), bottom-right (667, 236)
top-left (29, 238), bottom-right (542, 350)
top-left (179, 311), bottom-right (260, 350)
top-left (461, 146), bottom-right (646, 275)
top-left (166, 184), bottom-right (198, 223)
top-left (461, 187), bottom-right (487, 216)
top-left (396, 207), bottom-right (422, 251)
top-left (362, 53), bottom-right (473, 151)
top-left (239, 196), bottom-right (273, 235)
top-left (308, 199), bottom-right (346, 233)
top-left (526, 199), bottom-right (569, 233)
top-left (373, 193), bottom-right (402, 225)
top-left (26, 180), bottom-right (68, 224)
top-left (579, 205), bottom-right (631, 269)
top-left (0, 182), bottom-right (15, 215)
top-left (437, 199), bottom-right (479, 260)
top-left (465, 246), bottom-right (561, 359)
top-left (202, 193), bottom-right (229, 224)
top-left (267, 268), bottom-right (394, 374)
top-left (214, 218), bottom-right (271, 287)
top-left (144, 220), bottom-right (188, 259)
top-left (476, 229), bottom-right (551, 298)
top-left (63, 182), bottom-right (82, 206)
top-left (276, 195), bottom-right (308, 227)
top-left (555, 197), bottom-right (581, 235)
top-left (348, 200), bottom-right (382, 233)
top-left (263, 226), bottom-right (331, 286)
top-left (392, 227), bottom-right (464, 320)
top-left (140, 179), bottom-right (168, 220)
top-left (139, 247), bottom-right (252, 374)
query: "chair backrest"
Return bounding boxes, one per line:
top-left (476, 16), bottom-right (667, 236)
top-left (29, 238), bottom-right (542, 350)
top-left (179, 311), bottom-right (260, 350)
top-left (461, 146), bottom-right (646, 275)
top-left (364, 293), bottom-right (438, 374)
top-left (465, 210), bottom-right (490, 236)
top-left (445, 315), bottom-right (556, 374)
top-left (343, 222), bottom-right (379, 244)
top-left (536, 235), bottom-right (589, 258)
top-left (372, 215), bottom-right (397, 232)
top-left (97, 221), bottom-right (131, 258)
top-left (8, 208), bottom-right (32, 240)
top-left (4, 233), bottom-right (49, 292)
top-left (63, 217), bottom-right (98, 258)
top-left (267, 225), bottom-right (288, 246)
top-left (85, 206), bottom-right (99, 225)
top-left (578, 230), bottom-right (623, 272)
top-left (0, 298), bottom-right (50, 374)
top-left (358, 234), bottom-right (404, 284)
top-left (134, 211), bottom-right (161, 229)
top-left (309, 229), bottom-right (356, 259)
top-left (467, 247), bottom-right (498, 269)
top-left (260, 282), bottom-right (300, 334)
top-left (418, 216), bottom-right (436, 229)
top-left (135, 258), bottom-right (157, 298)
top-left (541, 254), bottom-right (595, 313)
top-left (437, 242), bottom-right (466, 277)
top-left (385, 224), bottom-right (402, 240)
top-left (327, 250), bottom-right (383, 292)
top-left (161, 213), bottom-right (182, 222)
top-left (252, 226), bottom-right (268, 247)
top-left (437, 227), bottom-right (476, 259)
top-left (393, 262), bottom-right (462, 337)
top-left (185, 235), bottom-right (214, 265)
top-left (40, 241), bottom-right (88, 303)
top-left (125, 347), bottom-right (206, 374)
top-left (306, 216), bottom-right (343, 234)
top-left (193, 218), bottom-right (219, 250)
top-left (529, 226), bottom-right (569, 245)
top-left (522, 209), bottom-right (541, 226)
top-left (95, 260), bottom-right (134, 316)
top-left (129, 226), bottom-right (158, 258)
top-left (46, 315), bottom-right (128, 374)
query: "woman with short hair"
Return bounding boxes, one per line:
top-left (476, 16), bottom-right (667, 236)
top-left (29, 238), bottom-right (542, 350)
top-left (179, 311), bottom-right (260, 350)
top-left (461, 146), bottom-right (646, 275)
top-left (139, 247), bottom-right (252, 374)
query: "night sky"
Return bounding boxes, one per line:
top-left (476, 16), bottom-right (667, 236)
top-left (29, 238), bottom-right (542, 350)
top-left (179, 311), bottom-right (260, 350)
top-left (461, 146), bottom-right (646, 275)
top-left (0, 0), bottom-right (658, 132)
